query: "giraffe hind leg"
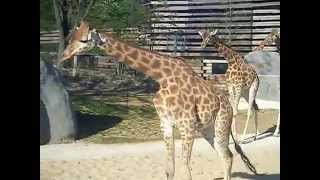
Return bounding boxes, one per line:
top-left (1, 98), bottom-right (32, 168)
top-left (227, 85), bottom-right (238, 141)
top-left (214, 96), bottom-right (233, 180)
top-left (232, 86), bottom-right (242, 142)
top-left (273, 110), bottom-right (280, 136)
top-left (215, 111), bottom-right (233, 179)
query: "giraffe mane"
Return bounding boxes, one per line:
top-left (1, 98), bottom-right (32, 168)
top-left (101, 32), bottom-right (194, 64)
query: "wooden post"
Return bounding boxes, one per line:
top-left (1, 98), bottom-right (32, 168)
top-left (72, 55), bottom-right (78, 77)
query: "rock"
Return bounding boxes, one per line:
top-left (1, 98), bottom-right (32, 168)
top-left (40, 58), bottom-right (77, 144)
top-left (244, 51), bottom-right (280, 102)
top-left (245, 51), bottom-right (280, 75)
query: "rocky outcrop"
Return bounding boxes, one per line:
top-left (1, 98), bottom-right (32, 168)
top-left (40, 58), bottom-right (77, 145)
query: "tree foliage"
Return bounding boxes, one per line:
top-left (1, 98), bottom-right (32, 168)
top-left (86, 0), bottom-right (150, 35)
top-left (40, 0), bottom-right (57, 30)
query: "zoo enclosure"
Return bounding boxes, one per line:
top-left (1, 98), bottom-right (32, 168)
top-left (40, 0), bottom-right (280, 78)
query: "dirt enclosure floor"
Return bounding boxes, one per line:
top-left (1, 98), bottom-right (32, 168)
top-left (40, 134), bottom-right (279, 180)
top-left (40, 98), bottom-right (280, 180)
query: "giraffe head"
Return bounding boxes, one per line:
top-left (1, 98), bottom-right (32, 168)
top-left (269, 29), bottom-right (280, 42)
top-left (59, 21), bottom-right (106, 64)
top-left (198, 29), bottom-right (218, 48)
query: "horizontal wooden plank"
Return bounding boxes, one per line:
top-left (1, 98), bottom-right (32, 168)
top-left (152, 46), bottom-right (253, 51)
top-left (150, 27), bottom-right (279, 34)
top-left (40, 37), bottom-right (60, 41)
top-left (203, 59), bottom-right (227, 63)
top-left (40, 41), bottom-right (59, 44)
top-left (153, 3), bottom-right (279, 11)
top-left (153, 9), bottom-right (279, 17)
top-left (40, 33), bottom-right (60, 37)
top-left (152, 16), bottom-right (252, 22)
top-left (40, 30), bottom-right (59, 34)
top-left (253, 9), bottom-right (280, 14)
top-left (153, 15), bottom-right (279, 22)
top-left (148, 39), bottom-right (272, 45)
top-left (153, 11), bottom-right (252, 17)
top-left (151, 33), bottom-right (275, 40)
top-left (152, 21), bottom-right (279, 28)
top-left (155, 52), bottom-right (249, 57)
top-left (150, 0), bottom-right (276, 5)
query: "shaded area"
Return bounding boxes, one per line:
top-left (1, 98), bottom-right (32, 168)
top-left (75, 111), bottom-right (122, 139)
top-left (232, 172), bottom-right (279, 180)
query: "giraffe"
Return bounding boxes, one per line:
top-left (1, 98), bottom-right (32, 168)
top-left (274, 33), bottom-right (280, 136)
top-left (253, 29), bottom-right (280, 51)
top-left (255, 30), bottom-right (280, 137)
top-left (199, 29), bottom-right (260, 142)
top-left (253, 29), bottom-right (280, 137)
top-left (59, 21), bottom-right (258, 180)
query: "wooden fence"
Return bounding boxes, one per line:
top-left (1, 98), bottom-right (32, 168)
top-left (40, 0), bottom-right (280, 77)
top-left (147, 0), bottom-right (280, 77)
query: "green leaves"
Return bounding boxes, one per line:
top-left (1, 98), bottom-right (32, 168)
top-left (41, 0), bottom-right (150, 33)
top-left (86, 0), bottom-right (150, 35)
top-left (40, 0), bottom-right (57, 30)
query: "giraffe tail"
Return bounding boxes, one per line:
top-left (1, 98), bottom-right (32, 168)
top-left (253, 100), bottom-right (259, 111)
top-left (230, 131), bottom-right (259, 175)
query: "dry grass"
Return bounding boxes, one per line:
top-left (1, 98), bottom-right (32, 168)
top-left (71, 95), bottom-right (278, 144)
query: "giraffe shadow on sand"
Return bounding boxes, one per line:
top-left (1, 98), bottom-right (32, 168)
top-left (75, 111), bottom-right (122, 139)
top-left (231, 172), bottom-right (279, 180)
top-left (240, 126), bottom-right (279, 144)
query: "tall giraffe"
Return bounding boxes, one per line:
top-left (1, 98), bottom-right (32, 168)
top-left (253, 29), bottom-right (280, 51)
top-left (59, 21), bottom-right (258, 180)
top-left (255, 30), bottom-right (280, 137)
top-left (205, 30), bottom-right (280, 138)
top-left (199, 29), bottom-right (260, 142)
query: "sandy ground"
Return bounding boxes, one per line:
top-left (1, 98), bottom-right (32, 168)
top-left (238, 98), bottom-right (279, 110)
top-left (40, 133), bottom-right (279, 180)
top-left (40, 99), bottom-right (280, 180)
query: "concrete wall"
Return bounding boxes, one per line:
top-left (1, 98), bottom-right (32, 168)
top-left (245, 51), bottom-right (280, 102)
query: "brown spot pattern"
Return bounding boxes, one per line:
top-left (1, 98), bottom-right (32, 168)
top-left (128, 50), bottom-right (138, 60)
top-left (151, 60), bottom-right (161, 69)
top-left (169, 85), bottom-right (178, 94)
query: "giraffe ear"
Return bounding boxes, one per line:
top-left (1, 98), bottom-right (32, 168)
top-left (198, 30), bottom-right (208, 39)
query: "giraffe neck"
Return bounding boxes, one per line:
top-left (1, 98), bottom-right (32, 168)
top-left (210, 37), bottom-right (246, 65)
top-left (99, 33), bottom-right (189, 83)
top-left (253, 33), bottom-right (278, 51)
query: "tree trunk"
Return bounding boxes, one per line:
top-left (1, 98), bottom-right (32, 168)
top-left (52, 0), bottom-right (96, 67)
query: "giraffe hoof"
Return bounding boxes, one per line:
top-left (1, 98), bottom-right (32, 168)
top-left (273, 133), bottom-right (280, 137)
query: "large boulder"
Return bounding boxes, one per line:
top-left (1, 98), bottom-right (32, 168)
top-left (40, 58), bottom-right (77, 144)
top-left (245, 51), bottom-right (280, 102)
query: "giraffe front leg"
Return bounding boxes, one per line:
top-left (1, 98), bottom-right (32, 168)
top-left (181, 136), bottom-right (194, 180)
top-left (161, 120), bottom-right (175, 180)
